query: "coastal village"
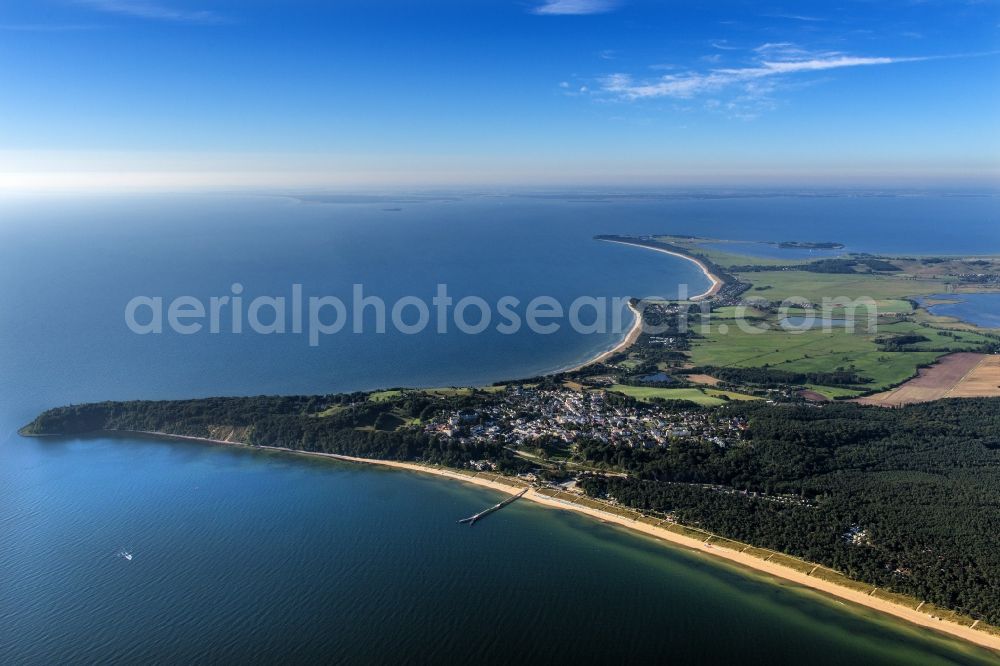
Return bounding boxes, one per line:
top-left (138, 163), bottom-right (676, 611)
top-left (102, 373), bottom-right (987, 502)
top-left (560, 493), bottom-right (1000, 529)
top-left (423, 386), bottom-right (748, 453)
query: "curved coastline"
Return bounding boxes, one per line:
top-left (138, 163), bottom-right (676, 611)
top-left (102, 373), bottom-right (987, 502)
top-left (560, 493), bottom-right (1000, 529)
top-left (561, 239), bottom-right (724, 373)
top-left (561, 300), bottom-right (643, 373)
top-left (109, 429), bottom-right (1000, 654)
top-left (596, 238), bottom-right (723, 302)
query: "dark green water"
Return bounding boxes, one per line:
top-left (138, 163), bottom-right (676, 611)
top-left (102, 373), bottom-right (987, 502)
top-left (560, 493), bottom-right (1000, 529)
top-left (2, 435), bottom-right (997, 664)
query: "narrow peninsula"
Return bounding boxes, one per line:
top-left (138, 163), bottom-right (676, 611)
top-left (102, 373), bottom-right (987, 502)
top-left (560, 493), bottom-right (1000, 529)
top-left (21, 235), bottom-right (1000, 653)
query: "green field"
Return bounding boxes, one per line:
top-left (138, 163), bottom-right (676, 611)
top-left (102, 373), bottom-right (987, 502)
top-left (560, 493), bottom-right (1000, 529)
top-left (734, 270), bottom-right (950, 304)
top-left (802, 384), bottom-right (866, 399)
top-left (368, 389), bottom-right (404, 402)
top-left (665, 246), bottom-right (1000, 395)
top-left (368, 386), bottom-right (504, 402)
top-left (595, 237), bottom-right (998, 403)
top-left (656, 237), bottom-right (804, 269)
top-left (875, 320), bottom-right (994, 351)
top-left (706, 305), bottom-right (771, 320)
top-left (688, 323), bottom-right (945, 391)
top-left (781, 299), bottom-right (914, 316)
top-left (607, 385), bottom-right (758, 406)
top-left (689, 313), bottom-right (994, 394)
top-left (689, 244), bottom-right (802, 268)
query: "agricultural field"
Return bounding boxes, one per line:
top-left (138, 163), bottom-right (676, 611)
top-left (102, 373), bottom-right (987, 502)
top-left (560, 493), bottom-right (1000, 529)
top-left (890, 255), bottom-right (1000, 280)
top-left (686, 374), bottom-right (721, 386)
top-left (779, 299), bottom-right (915, 316)
top-left (608, 237), bottom-right (999, 401)
top-left (688, 322), bottom-right (944, 392)
top-left (947, 354), bottom-right (1000, 397)
top-left (733, 270), bottom-right (949, 304)
top-left (607, 385), bottom-right (758, 406)
top-left (874, 320), bottom-right (994, 351)
top-left (857, 353), bottom-right (1000, 406)
top-left (801, 385), bottom-right (865, 400)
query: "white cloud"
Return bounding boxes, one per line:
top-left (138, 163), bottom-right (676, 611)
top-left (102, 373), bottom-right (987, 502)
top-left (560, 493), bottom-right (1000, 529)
top-left (767, 13), bottom-right (827, 22)
top-left (754, 42), bottom-right (796, 54)
top-left (78, 0), bottom-right (224, 23)
top-left (753, 43), bottom-right (829, 59)
top-left (532, 0), bottom-right (619, 16)
top-left (600, 52), bottom-right (926, 101)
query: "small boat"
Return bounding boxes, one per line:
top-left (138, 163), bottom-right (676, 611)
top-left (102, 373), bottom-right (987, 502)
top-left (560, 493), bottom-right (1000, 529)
top-left (119, 550), bottom-right (133, 561)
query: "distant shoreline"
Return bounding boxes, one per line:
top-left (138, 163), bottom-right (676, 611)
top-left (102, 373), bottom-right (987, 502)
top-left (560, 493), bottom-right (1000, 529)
top-left (562, 238), bottom-right (723, 373)
top-left (107, 429), bottom-right (1000, 654)
top-left (596, 238), bottom-right (723, 301)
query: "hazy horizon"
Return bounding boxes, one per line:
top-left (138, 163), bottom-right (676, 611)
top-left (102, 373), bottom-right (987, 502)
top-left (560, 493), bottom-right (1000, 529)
top-left (2, 0), bottom-right (998, 191)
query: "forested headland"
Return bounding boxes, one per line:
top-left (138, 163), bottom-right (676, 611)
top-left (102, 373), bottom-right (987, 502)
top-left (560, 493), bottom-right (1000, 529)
top-left (22, 391), bottom-right (1000, 625)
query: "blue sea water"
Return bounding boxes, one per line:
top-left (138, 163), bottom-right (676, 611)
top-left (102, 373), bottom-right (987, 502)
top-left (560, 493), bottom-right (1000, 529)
top-left (1, 192), bottom-right (999, 663)
top-left (700, 241), bottom-right (847, 260)
top-left (921, 293), bottom-right (1000, 329)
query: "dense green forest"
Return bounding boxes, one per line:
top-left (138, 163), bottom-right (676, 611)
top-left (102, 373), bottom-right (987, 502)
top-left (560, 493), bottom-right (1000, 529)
top-left (579, 399), bottom-right (1000, 624)
top-left (20, 393), bottom-right (532, 474)
top-left (729, 257), bottom-right (902, 274)
top-left (21, 394), bottom-right (1000, 624)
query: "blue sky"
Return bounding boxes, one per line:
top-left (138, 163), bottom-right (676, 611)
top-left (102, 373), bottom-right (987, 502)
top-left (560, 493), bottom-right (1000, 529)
top-left (1, 0), bottom-right (998, 189)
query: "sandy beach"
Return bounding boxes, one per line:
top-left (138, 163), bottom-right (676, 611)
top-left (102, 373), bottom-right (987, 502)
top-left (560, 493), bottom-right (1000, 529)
top-left (123, 430), bottom-right (999, 653)
top-left (565, 300), bottom-right (643, 372)
top-left (597, 238), bottom-right (723, 301)
top-left (322, 453), bottom-right (1000, 653)
top-left (567, 239), bottom-right (724, 372)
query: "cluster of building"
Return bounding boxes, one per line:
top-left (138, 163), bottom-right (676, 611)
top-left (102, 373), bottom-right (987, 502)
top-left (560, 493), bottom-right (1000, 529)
top-left (956, 272), bottom-right (1000, 284)
top-left (424, 387), bottom-right (748, 450)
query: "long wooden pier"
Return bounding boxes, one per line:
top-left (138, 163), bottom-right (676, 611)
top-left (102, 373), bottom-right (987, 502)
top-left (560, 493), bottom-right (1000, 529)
top-left (457, 488), bottom-right (528, 526)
